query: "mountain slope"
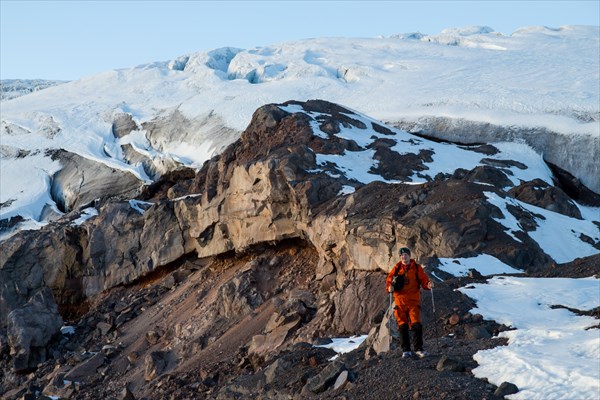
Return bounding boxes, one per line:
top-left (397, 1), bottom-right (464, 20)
top-left (0, 79), bottom-right (66, 101)
top-left (1, 25), bottom-right (599, 241)
top-left (1, 100), bottom-right (598, 399)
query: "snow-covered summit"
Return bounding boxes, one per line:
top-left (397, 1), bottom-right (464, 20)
top-left (1, 25), bottom-right (598, 237)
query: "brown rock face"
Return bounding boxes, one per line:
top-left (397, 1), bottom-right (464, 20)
top-left (6, 287), bottom-right (63, 372)
top-left (508, 178), bottom-right (582, 219)
top-left (0, 100), bottom-right (597, 397)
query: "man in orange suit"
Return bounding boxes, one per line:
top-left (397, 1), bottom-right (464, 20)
top-left (386, 247), bottom-right (433, 358)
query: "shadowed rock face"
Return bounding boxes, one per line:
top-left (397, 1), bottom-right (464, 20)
top-left (48, 149), bottom-right (143, 213)
top-left (6, 287), bottom-right (63, 373)
top-left (508, 178), bottom-right (583, 219)
top-left (0, 100), bottom-right (597, 395)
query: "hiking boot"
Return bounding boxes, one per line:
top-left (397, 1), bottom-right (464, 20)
top-left (402, 351), bottom-right (414, 358)
top-left (415, 350), bottom-right (429, 358)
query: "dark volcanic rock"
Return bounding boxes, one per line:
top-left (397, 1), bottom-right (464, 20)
top-left (494, 381), bottom-right (519, 397)
top-left (303, 360), bottom-right (346, 394)
top-left (436, 355), bottom-right (466, 372)
top-left (6, 287), bottom-right (63, 372)
top-left (459, 165), bottom-right (513, 188)
top-left (509, 178), bottom-right (582, 218)
top-left (547, 161), bottom-right (600, 206)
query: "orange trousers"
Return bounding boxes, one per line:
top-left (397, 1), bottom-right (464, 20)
top-left (394, 302), bottom-right (421, 328)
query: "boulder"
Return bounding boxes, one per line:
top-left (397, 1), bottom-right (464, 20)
top-left (460, 165), bottom-right (513, 188)
top-left (219, 373), bottom-right (266, 398)
top-left (436, 356), bottom-right (466, 372)
top-left (6, 287), bottom-right (63, 372)
top-left (333, 370), bottom-right (349, 390)
top-left (304, 360), bottom-right (346, 394)
top-left (264, 357), bottom-right (292, 384)
top-left (64, 352), bottom-right (105, 382)
top-left (369, 304), bottom-right (399, 355)
top-left (111, 112), bottom-right (139, 138)
top-left (96, 321), bottom-right (113, 336)
top-left (144, 351), bottom-right (167, 381)
top-left (468, 269), bottom-right (484, 279)
top-left (48, 149), bottom-right (142, 213)
top-left (248, 320), bottom-right (296, 356)
top-left (465, 324), bottom-right (492, 340)
top-left (494, 381), bottom-right (519, 397)
top-left (509, 179), bottom-right (582, 218)
top-left (146, 330), bottom-right (161, 345)
top-left (448, 314), bottom-right (461, 326)
top-left (42, 373), bottom-right (77, 399)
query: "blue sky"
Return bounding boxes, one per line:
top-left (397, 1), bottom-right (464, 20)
top-left (1, 0), bottom-right (599, 80)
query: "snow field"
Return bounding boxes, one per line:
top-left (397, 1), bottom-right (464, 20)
top-left (460, 276), bottom-right (600, 400)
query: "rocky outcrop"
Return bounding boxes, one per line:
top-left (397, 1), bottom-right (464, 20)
top-left (393, 116), bottom-right (600, 196)
top-left (111, 113), bottom-right (139, 138)
top-left (6, 287), bottom-right (62, 372)
top-left (49, 149), bottom-right (143, 213)
top-left (508, 178), bottom-right (582, 219)
top-left (1, 100), bottom-right (597, 383)
top-left (142, 109), bottom-right (239, 178)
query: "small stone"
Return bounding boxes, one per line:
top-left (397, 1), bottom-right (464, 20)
top-left (173, 269), bottom-right (192, 283)
top-left (116, 312), bottom-right (132, 326)
top-left (102, 345), bottom-right (118, 357)
top-left (127, 351), bottom-right (139, 365)
top-left (448, 314), bottom-right (460, 325)
top-left (114, 301), bottom-right (129, 313)
top-left (304, 361), bottom-right (345, 394)
top-left (161, 275), bottom-right (176, 289)
top-left (96, 321), bottom-right (113, 335)
top-left (333, 370), bottom-right (349, 390)
top-left (174, 323), bottom-right (182, 338)
top-left (468, 269), bottom-right (483, 279)
top-left (120, 386), bottom-right (136, 400)
top-left (146, 330), bottom-right (161, 345)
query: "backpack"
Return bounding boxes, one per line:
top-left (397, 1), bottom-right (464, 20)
top-left (391, 273), bottom-right (406, 291)
top-left (391, 262), bottom-right (421, 292)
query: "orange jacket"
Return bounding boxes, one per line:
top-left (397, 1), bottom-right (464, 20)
top-left (386, 259), bottom-right (431, 305)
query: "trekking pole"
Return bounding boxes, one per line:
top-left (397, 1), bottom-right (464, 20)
top-left (430, 285), bottom-right (440, 354)
top-left (388, 292), bottom-right (393, 345)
